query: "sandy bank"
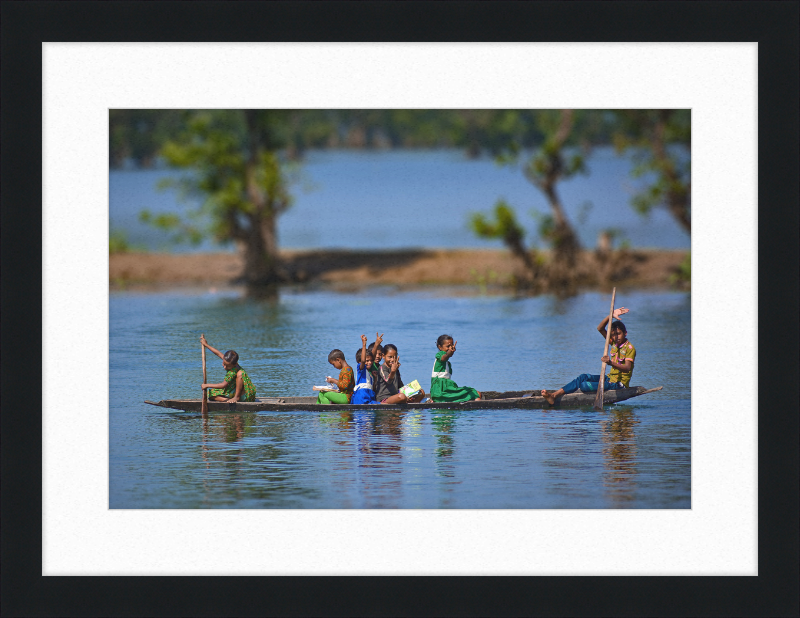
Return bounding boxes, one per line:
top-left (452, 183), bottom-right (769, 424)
top-left (110, 248), bottom-right (689, 292)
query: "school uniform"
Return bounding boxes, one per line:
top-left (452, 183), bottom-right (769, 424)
top-left (351, 363), bottom-right (378, 404)
top-left (429, 350), bottom-right (480, 403)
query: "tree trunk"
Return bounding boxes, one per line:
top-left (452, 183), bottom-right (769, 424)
top-left (536, 110), bottom-right (582, 272)
top-left (542, 181), bottom-right (581, 265)
top-left (241, 110), bottom-right (283, 294)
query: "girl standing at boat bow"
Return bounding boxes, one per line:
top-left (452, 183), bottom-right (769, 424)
top-left (200, 336), bottom-right (256, 402)
top-left (430, 335), bottom-right (481, 403)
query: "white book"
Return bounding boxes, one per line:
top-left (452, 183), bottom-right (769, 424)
top-left (313, 385), bottom-right (339, 392)
top-left (313, 379), bottom-right (339, 392)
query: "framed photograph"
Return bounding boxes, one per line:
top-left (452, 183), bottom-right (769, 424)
top-left (3, 1), bottom-right (797, 616)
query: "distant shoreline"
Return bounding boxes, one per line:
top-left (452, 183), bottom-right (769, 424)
top-left (110, 248), bottom-right (690, 293)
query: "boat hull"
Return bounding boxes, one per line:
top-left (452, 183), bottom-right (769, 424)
top-left (145, 386), bottom-right (663, 412)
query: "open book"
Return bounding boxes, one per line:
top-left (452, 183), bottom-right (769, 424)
top-left (399, 379), bottom-right (421, 398)
top-left (313, 379), bottom-right (339, 392)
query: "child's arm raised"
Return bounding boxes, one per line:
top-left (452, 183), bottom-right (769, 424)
top-left (597, 307), bottom-right (629, 339)
top-left (359, 334), bottom-right (368, 369)
top-left (371, 333), bottom-right (383, 360)
top-left (200, 335), bottom-right (225, 360)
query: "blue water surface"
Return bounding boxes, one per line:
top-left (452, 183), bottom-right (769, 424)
top-left (110, 288), bottom-right (690, 509)
top-left (110, 148), bottom-right (690, 252)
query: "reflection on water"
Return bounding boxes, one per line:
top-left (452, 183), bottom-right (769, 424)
top-left (431, 410), bottom-right (458, 462)
top-left (600, 407), bottom-right (640, 507)
top-left (111, 288), bottom-right (691, 509)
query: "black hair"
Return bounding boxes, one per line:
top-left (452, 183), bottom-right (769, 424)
top-left (355, 347), bottom-right (374, 363)
top-left (223, 350), bottom-right (239, 365)
top-left (382, 343), bottom-right (398, 355)
top-left (610, 320), bottom-right (627, 334)
top-left (367, 342), bottom-right (383, 355)
top-left (436, 334), bottom-right (453, 348)
top-left (328, 349), bottom-right (345, 362)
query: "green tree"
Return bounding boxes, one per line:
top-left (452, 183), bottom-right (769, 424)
top-left (470, 109), bottom-right (590, 290)
top-left (109, 109), bottom-right (185, 167)
top-left (612, 109), bottom-right (691, 232)
top-left (470, 200), bottom-right (543, 289)
top-left (153, 109), bottom-right (294, 292)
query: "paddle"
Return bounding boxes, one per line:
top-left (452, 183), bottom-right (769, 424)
top-left (201, 333), bottom-right (208, 414)
top-left (593, 288), bottom-right (617, 411)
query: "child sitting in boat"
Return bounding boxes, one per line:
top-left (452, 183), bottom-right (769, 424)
top-left (317, 349), bottom-right (355, 404)
top-left (541, 307), bottom-right (634, 405)
top-left (351, 335), bottom-right (379, 405)
top-left (430, 335), bottom-right (481, 403)
top-left (368, 334), bottom-right (384, 367)
top-left (375, 343), bottom-right (426, 404)
top-left (200, 336), bottom-right (256, 402)
top-left (368, 333), bottom-right (384, 385)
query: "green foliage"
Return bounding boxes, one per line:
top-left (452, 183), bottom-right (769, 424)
top-left (529, 210), bottom-right (555, 246)
top-left (611, 110), bottom-right (691, 229)
top-left (138, 210), bottom-right (204, 246)
top-left (109, 229), bottom-right (145, 254)
top-left (669, 252), bottom-right (691, 287)
top-left (109, 109), bottom-right (186, 167)
top-left (109, 229), bottom-right (131, 254)
top-left (470, 200), bottom-right (526, 247)
top-left (145, 110), bottom-right (293, 250)
top-left (109, 109), bottom-right (632, 167)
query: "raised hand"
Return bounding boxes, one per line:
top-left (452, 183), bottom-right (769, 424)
top-left (361, 334), bottom-right (368, 344)
top-left (375, 332), bottom-right (384, 344)
top-left (613, 307), bottom-right (629, 319)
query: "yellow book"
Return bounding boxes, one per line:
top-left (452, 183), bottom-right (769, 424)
top-left (399, 379), bottom-right (421, 398)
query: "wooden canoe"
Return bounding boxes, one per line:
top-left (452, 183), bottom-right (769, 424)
top-left (144, 386), bottom-right (663, 412)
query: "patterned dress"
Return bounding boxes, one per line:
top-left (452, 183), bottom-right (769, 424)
top-left (317, 366), bottom-right (355, 404)
top-left (608, 340), bottom-right (636, 386)
top-left (429, 350), bottom-right (480, 403)
top-left (208, 366), bottom-right (256, 402)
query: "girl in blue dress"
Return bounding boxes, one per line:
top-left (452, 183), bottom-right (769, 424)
top-left (351, 335), bottom-right (378, 405)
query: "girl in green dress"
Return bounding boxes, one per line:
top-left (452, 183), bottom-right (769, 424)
top-left (200, 335), bottom-right (257, 402)
top-left (430, 335), bottom-right (481, 403)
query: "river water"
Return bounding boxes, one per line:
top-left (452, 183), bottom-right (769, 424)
top-left (110, 148), bottom-right (691, 252)
top-left (110, 287), bottom-right (690, 509)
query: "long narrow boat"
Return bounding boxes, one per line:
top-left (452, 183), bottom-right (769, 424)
top-left (145, 386), bottom-right (663, 412)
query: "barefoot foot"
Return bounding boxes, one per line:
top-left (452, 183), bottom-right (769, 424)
top-left (541, 390), bottom-right (556, 405)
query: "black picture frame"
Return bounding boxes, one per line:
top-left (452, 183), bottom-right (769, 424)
top-left (2, 2), bottom-right (797, 616)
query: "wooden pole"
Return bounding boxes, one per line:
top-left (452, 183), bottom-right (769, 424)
top-left (201, 334), bottom-right (208, 413)
top-left (593, 288), bottom-right (616, 411)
